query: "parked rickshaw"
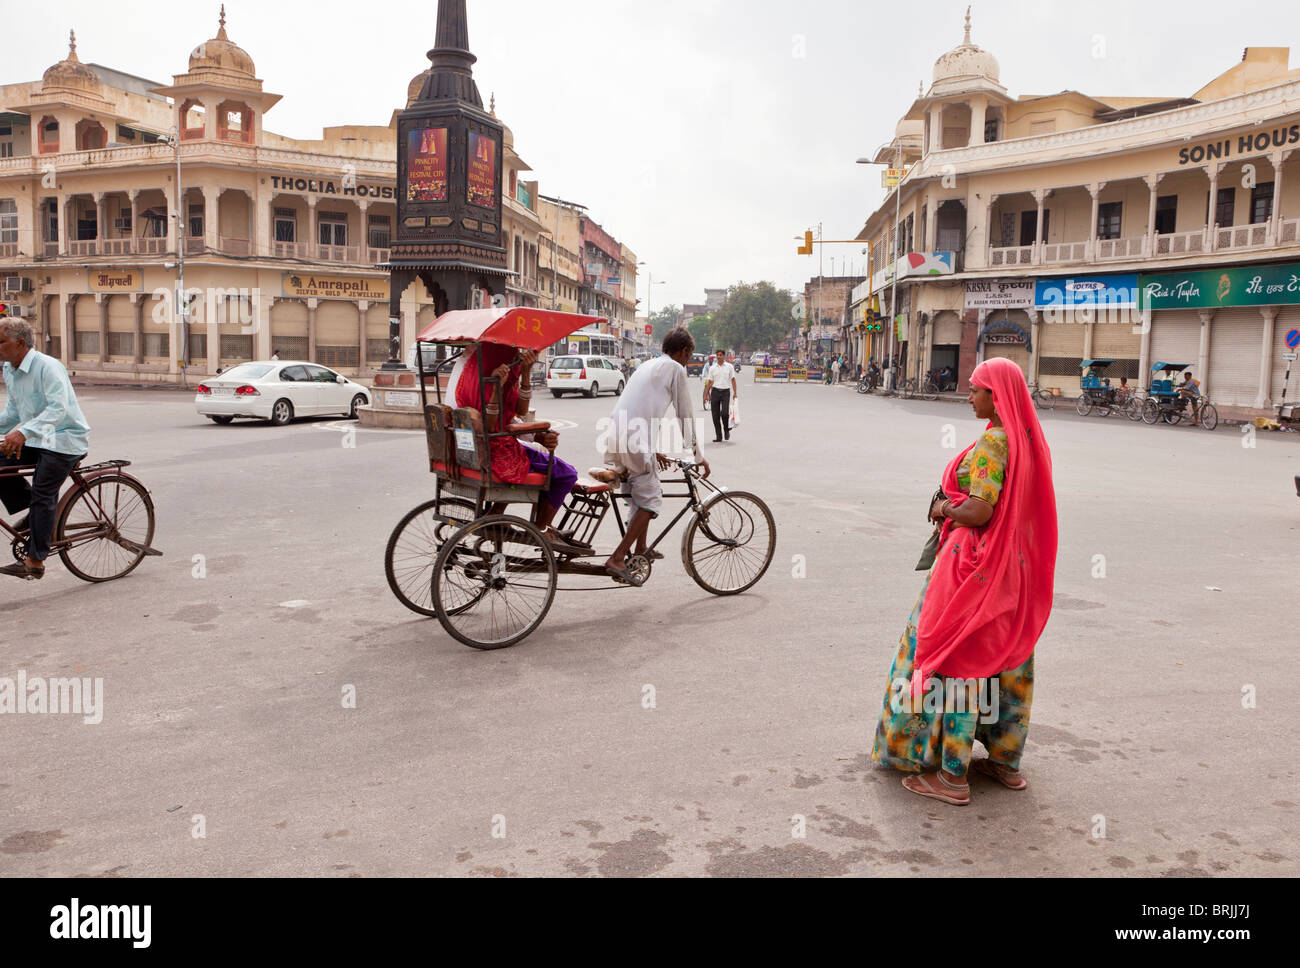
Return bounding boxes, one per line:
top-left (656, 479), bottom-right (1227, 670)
top-left (1075, 359), bottom-right (1122, 417)
top-left (1140, 362), bottom-right (1219, 430)
top-left (383, 308), bottom-right (777, 650)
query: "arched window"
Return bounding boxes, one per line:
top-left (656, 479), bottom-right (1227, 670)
top-left (217, 100), bottom-right (253, 144)
top-left (38, 116), bottom-right (60, 154)
top-left (181, 100), bottom-right (206, 140)
top-left (75, 119), bottom-right (107, 151)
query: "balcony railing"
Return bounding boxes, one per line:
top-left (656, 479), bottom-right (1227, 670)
top-left (1217, 223), bottom-right (1269, 251)
top-left (137, 238), bottom-right (166, 255)
top-left (273, 240), bottom-right (310, 259)
top-left (1041, 241), bottom-right (1089, 264)
top-left (184, 237), bottom-right (204, 255)
top-left (1278, 217), bottom-right (1300, 245)
top-left (220, 237), bottom-right (251, 256)
top-left (366, 246), bottom-right (390, 265)
top-left (101, 239), bottom-right (135, 256)
top-left (988, 244), bottom-right (1034, 267)
top-left (317, 243), bottom-right (360, 263)
top-left (68, 240), bottom-right (97, 256)
top-left (0, 243), bottom-right (17, 258)
top-left (1095, 236), bottom-right (1145, 261)
top-left (1154, 229), bottom-right (1205, 256)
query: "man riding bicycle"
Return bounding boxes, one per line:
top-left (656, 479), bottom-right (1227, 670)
top-left (0, 313), bottom-right (91, 580)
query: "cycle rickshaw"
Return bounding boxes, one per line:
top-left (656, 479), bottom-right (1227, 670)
top-left (383, 308), bottom-right (777, 650)
top-left (1140, 361), bottom-right (1219, 430)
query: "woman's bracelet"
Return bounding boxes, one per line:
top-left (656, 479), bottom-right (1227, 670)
top-left (941, 500), bottom-right (953, 519)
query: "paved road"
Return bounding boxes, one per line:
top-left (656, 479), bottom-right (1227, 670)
top-left (2, 374), bottom-right (1297, 877)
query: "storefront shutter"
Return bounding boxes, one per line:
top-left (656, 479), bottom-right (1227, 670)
top-left (1148, 311), bottom-right (1202, 385)
top-left (933, 310), bottom-right (962, 344)
top-left (1207, 307), bottom-right (1265, 407)
top-left (1038, 319), bottom-right (1086, 395)
top-left (270, 299), bottom-right (308, 361)
top-left (984, 342), bottom-right (1030, 377)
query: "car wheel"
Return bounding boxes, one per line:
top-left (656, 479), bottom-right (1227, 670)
top-left (551, 390), bottom-right (563, 398)
top-left (585, 382), bottom-right (597, 398)
top-left (270, 399), bottom-right (294, 426)
top-left (208, 415), bottom-right (234, 425)
top-left (349, 394), bottom-right (367, 419)
top-left (615, 380), bottom-right (625, 396)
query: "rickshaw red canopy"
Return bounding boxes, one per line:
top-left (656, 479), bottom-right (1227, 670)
top-left (416, 308), bottom-right (608, 352)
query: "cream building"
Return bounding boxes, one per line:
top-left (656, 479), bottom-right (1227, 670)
top-left (0, 15), bottom-right (589, 383)
top-left (855, 12), bottom-right (1300, 407)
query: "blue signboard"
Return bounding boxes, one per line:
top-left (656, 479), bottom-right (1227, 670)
top-left (1287, 329), bottom-right (1300, 349)
top-left (1034, 273), bottom-right (1139, 310)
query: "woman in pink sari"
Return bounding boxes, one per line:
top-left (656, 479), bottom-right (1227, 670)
top-left (872, 357), bottom-right (1058, 806)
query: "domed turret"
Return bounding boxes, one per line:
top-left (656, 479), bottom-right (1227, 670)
top-left (932, 7), bottom-right (1000, 90)
top-left (188, 6), bottom-right (256, 77)
top-left (407, 70), bottom-right (430, 108)
top-left (42, 30), bottom-right (102, 95)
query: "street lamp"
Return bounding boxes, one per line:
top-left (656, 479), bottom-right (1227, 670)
top-left (858, 148), bottom-right (902, 389)
top-left (637, 260), bottom-right (666, 354)
top-left (158, 127), bottom-right (188, 386)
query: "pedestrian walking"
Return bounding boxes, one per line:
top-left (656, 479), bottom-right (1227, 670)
top-left (832, 356), bottom-right (842, 385)
top-left (704, 348), bottom-right (737, 442)
top-left (871, 357), bottom-right (1058, 806)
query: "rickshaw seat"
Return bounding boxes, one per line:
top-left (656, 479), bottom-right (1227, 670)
top-left (430, 461), bottom-right (548, 488)
top-left (573, 480), bottom-right (611, 495)
top-left (424, 404), bottom-right (454, 464)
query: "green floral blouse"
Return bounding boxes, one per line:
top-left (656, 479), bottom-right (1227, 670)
top-left (956, 427), bottom-right (1008, 506)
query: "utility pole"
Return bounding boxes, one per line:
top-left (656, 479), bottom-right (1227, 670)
top-left (887, 141), bottom-right (902, 390)
top-left (163, 127), bottom-right (188, 387)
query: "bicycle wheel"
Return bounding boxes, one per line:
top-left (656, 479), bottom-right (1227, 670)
top-left (682, 490), bottom-right (776, 596)
top-left (1032, 389), bottom-right (1050, 411)
top-left (1075, 394), bottom-right (1093, 416)
top-left (921, 379), bottom-right (939, 402)
top-left (1141, 398), bottom-right (1161, 424)
top-left (56, 474), bottom-right (156, 582)
top-left (432, 514), bottom-right (556, 650)
top-left (856, 379), bottom-right (869, 395)
top-left (1124, 397), bottom-right (1142, 421)
top-left (1200, 404), bottom-right (1219, 431)
top-left (384, 497), bottom-right (477, 617)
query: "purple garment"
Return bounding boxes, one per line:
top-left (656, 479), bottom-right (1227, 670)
top-left (524, 445), bottom-right (578, 509)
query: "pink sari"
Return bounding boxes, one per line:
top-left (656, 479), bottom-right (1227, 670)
top-left (914, 357), bottom-right (1058, 686)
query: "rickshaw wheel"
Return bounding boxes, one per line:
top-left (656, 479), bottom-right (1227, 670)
top-left (682, 491), bottom-right (776, 596)
top-left (1141, 398), bottom-right (1161, 424)
top-left (1200, 403), bottom-right (1219, 431)
top-left (1164, 408), bottom-right (1182, 425)
top-left (432, 514), bottom-right (557, 650)
top-left (1075, 394), bottom-right (1092, 416)
top-left (1124, 398), bottom-right (1142, 421)
top-left (384, 497), bottom-right (477, 617)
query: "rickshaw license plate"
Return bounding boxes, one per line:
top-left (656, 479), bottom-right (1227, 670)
top-left (454, 429), bottom-right (475, 450)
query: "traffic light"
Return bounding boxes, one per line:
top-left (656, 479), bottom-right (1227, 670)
top-left (797, 230), bottom-right (813, 255)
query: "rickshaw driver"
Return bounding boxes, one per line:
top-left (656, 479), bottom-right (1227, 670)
top-left (1178, 371), bottom-right (1202, 425)
top-left (601, 326), bottom-right (711, 586)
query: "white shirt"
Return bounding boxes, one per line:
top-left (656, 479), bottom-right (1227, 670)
top-left (605, 354), bottom-right (702, 474)
top-left (705, 361), bottom-right (735, 391)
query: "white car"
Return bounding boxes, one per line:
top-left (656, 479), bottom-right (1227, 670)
top-left (546, 354), bottom-right (625, 398)
top-left (195, 361), bottom-right (372, 426)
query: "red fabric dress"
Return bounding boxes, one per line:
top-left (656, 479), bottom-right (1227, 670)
top-left (457, 343), bottom-right (531, 484)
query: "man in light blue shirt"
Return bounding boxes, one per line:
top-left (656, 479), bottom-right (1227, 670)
top-left (0, 313), bottom-right (91, 580)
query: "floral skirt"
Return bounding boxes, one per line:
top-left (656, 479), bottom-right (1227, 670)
top-left (872, 570), bottom-right (1035, 776)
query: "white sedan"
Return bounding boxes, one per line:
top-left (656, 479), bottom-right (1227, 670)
top-left (195, 361), bottom-right (371, 426)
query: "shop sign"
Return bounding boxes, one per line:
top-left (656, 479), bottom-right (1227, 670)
top-left (1034, 274), bottom-right (1138, 310)
top-left (269, 175), bottom-right (395, 200)
top-left (965, 279), bottom-right (1034, 310)
top-left (88, 268), bottom-right (144, 292)
top-left (281, 273), bottom-right (389, 301)
top-left (1140, 263), bottom-right (1300, 310)
top-left (1176, 125), bottom-right (1300, 166)
top-left (878, 252), bottom-right (954, 291)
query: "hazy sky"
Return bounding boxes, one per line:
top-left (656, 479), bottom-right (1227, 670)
top-left (8, 0), bottom-right (1300, 310)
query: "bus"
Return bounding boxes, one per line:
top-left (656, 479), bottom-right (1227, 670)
top-left (549, 327), bottom-right (620, 362)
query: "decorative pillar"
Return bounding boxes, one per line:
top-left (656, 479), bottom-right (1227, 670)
top-left (1138, 309), bottom-right (1153, 386)
top-left (357, 300), bottom-right (369, 372)
top-left (968, 97), bottom-right (987, 147)
top-left (929, 106), bottom-right (943, 153)
top-left (1197, 309), bottom-right (1213, 399)
top-left (1028, 310), bottom-right (1042, 383)
top-left (307, 198), bottom-right (318, 259)
top-left (164, 182), bottom-right (177, 256)
top-left (93, 192), bottom-right (106, 254)
top-left (131, 292), bottom-right (144, 364)
top-left (357, 199), bottom-right (371, 259)
top-left (207, 290), bottom-right (221, 376)
top-left (204, 188), bottom-right (219, 251)
top-left (62, 293), bottom-right (77, 364)
top-left (1032, 188), bottom-right (1046, 265)
top-left (96, 293), bottom-right (108, 364)
top-left (254, 295), bottom-right (273, 361)
top-left (1257, 305), bottom-right (1279, 409)
top-left (1082, 317), bottom-right (1094, 362)
top-left (1087, 182), bottom-right (1104, 260)
top-left (56, 192), bottom-right (67, 256)
top-left (255, 179), bottom-right (271, 257)
top-left (128, 189), bottom-right (140, 253)
top-left (1206, 162), bottom-right (1222, 251)
top-left (1144, 173), bottom-right (1162, 256)
top-left (203, 96), bottom-right (218, 141)
top-left (1271, 151), bottom-right (1290, 245)
top-left (307, 297), bottom-right (318, 363)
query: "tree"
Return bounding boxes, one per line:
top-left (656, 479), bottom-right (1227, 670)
top-left (687, 314), bottom-right (714, 354)
top-left (710, 282), bottom-right (797, 353)
top-left (648, 305), bottom-right (681, 343)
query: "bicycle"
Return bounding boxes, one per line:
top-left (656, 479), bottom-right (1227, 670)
top-left (1027, 381), bottom-right (1057, 412)
top-left (0, 459), bottom-right (161, 581)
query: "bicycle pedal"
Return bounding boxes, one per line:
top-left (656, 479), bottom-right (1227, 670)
top-left (114, 537), bottom-right (163, 557)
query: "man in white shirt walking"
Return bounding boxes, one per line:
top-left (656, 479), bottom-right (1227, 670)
top-left (600, 327), bottom-right (710, 586)
top-left (704, 348), bottom-right (738, 442)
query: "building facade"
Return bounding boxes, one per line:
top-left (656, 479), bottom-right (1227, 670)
top-left (854, 14), bottom-right (1300, 408)
top-left (0, 18), bottom-right (635, 383)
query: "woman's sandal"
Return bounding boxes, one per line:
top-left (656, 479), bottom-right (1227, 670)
top-left (973, 758), bottom-right (1028, 790)
top-left (901, 771), bottom-right (970, 806)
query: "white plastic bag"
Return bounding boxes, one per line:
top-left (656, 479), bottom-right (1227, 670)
top-left (729, 397), bottom-right (740, 431)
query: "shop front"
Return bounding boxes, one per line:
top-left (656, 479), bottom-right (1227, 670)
top-left (967, 279), bottom-right (1035, 381)
top-left (1035, 273), bottom-right (1139, 397)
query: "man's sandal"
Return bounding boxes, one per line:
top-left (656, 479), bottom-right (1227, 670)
top-left (0, 561), bottom-right (44, 581)
top-left (901, 771), bottom-right (970, 806)
top-left (604, 563), bottom-right (644, 587)
top-left (973, 758), bottom-right (1028, 790)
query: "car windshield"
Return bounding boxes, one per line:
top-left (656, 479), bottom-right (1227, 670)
top-left (221, 363), bottom-right (274, 380)
top-left (551, 357), bottom-right (583, 370)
